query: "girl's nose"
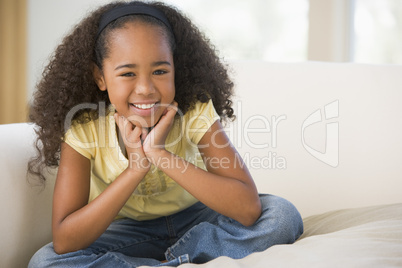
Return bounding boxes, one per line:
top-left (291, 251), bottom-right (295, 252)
top-left (135, 75), bottom-right (155, 95)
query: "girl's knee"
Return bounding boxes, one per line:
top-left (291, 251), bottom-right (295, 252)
top-left (260, 194), bottom-right (301, 219)
top-left (28, 243), bottom-right (57, 268)
top-left (258, 194), bottom-right (304, 242)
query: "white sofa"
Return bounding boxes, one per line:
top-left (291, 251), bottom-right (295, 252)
top-left (1, 61), bottom-right (402, 267)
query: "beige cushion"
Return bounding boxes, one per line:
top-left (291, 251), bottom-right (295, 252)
top-left (159, 203), bottom-right (402, 268)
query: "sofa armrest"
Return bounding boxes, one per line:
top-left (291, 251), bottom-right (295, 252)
top-left (0, 123), bottom-right (55, 268)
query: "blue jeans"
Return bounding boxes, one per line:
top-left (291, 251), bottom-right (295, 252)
top-left (29, 194), bottom-right (303, 267)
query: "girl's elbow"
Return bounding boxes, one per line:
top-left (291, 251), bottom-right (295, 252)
top-left (52, 232), bottom-right (81, 255)
top-left (53, 238), bottom-right (83, 255)
top-left (53, 238), bottom-right (69, 255)
top-left (52, 226), bottom-right (69, 254)
top-left (239, 199), bottom-right (262, 227)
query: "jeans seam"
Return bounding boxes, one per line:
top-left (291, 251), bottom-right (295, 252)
top-left (165, 247), bottom-right (176, 261)
top-left (165, 216), bottom-right (174, 237)
top-left (165, 216), bottom-right (177, 245)
top-left (92, 236), bottom-right (163, 254)
top-left (107, 251), bottom-right (137, 267)
top-left (165, 226), bottom-right (195, 261)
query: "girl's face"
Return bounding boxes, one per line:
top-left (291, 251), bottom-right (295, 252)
top-left (95, 21), bottom-right (175, 128)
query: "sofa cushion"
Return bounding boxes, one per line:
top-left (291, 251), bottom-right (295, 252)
top-left (0, 123), bottom-right (55, 268)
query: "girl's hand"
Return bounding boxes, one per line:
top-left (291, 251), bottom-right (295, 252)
top-left (114, 113), bottom-right (151, 175)
top-left (142, 101), bottom-right (178, 161)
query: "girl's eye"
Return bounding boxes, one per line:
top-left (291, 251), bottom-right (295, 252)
top-left (121, 72), bottom-right (135, 77)
top-left (153, 70), bottom-right (167, 75)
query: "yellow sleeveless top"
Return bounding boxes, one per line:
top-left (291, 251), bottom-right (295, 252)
top-left (64, 100), bottom-right (220, 221)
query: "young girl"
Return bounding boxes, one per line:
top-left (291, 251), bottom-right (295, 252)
top-left (28, 1), bottom-right (303, 267)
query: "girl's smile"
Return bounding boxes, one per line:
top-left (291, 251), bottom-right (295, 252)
top-left (130, 101), bottom-right (159, 117)
top-left (132, 102), bottom-right (156, 109)
top-left (94, 20), bottom-right (175, 127)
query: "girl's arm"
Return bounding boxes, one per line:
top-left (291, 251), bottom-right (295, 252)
top-left (197, 119), bottom-right (261, 225)
top-left (145, 113), bottom-right (261, 226)
top-left (52, 124), bottom-right (148, 254)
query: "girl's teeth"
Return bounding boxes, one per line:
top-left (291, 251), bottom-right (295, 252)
top-left (133, 103), bottom-right (156, 109)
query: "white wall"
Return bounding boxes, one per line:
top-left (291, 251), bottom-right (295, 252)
top-left (27, 0), bottom-right (349, 99)
top-left (27, 0), bottom-right (309, 98)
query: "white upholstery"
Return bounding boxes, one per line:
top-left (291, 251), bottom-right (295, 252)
top-left (1, 61), bottom-right (402, 267)
top-left (229, 61), bottom-right (402, 217)
top-left (0, 123), bottom-right (55, 268)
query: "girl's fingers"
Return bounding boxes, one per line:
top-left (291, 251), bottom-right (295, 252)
top-left (167, 101), bottom-right (178, 113)
top-left (161, 101), bottom-right (178, 116)
top-left (130, 124), bottom-right (142, 145)
top-left (141, 127), bottom-right (149, 142)
top-left (158, 101), bottom-right (177, 123)
top-left (163, 101), bottom-right (179, 127)
top-left (171, 101), bottom-right (178, 108)
top-left (115, 101), bottom-right (178, 152)
top-left (158, 102), bottom-right (177, 128)
top-left (114, 113), bottom-right (142, 145)
top-left (143, 101), bottom-right (179, 152)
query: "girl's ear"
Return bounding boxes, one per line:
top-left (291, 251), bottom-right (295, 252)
top-left (93, 64), bottom-right (107, 91)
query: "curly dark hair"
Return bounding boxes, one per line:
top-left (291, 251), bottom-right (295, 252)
top-left (28, 0), bottom-right (235, 184)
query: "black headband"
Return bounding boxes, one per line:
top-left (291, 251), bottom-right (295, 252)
top-left (97, 3), bottom-right (173, 39)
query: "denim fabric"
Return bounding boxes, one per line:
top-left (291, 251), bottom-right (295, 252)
top-left (28, 194), bottom-right (303, 267)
